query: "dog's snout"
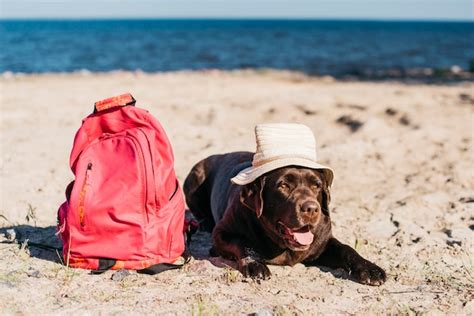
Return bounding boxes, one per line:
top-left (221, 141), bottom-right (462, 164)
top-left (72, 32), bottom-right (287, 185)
top-left (300, 201), bottom-right (318, 214)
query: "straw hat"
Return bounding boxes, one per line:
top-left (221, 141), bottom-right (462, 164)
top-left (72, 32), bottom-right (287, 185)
top-left (231, 123), bottom-right (334, 186)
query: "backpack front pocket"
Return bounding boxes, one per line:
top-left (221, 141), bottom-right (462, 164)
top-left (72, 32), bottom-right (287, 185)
top-left (68, 134), bottom-right (151, 260)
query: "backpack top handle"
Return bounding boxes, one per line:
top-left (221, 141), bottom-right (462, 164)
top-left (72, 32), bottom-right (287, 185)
top-left (94, 93), bottom-right (136, 113)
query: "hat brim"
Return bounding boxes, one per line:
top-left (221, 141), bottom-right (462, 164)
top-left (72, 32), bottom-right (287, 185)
top-left (231, 157), bottom-right (334, 187)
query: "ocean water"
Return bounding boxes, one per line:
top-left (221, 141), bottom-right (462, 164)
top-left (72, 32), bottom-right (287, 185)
top-left (0, 19), bottom-right (473, 76)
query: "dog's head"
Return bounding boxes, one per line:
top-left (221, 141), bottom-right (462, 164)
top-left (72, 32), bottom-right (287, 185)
top-left (240, 166), bottom-right (331, 251)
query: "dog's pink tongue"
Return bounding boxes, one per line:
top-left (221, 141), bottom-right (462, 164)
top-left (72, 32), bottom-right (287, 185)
top-left (293, 231), bottom-right (314, 245)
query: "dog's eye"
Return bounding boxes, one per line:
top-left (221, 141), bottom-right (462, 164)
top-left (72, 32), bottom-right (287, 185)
top-left (278, 183), bottom-right (289, 190)
top-left (310, 184), bottom-right (320, 190)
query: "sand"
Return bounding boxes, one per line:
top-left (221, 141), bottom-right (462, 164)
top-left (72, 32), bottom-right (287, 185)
top-left (0, 70), bottom-right (473, 314)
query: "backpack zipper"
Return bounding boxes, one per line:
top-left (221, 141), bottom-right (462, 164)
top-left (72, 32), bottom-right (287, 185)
top-left (169, 181), bottom-right (179, 201)
top-left (78, 162), bottom-right (92, 228)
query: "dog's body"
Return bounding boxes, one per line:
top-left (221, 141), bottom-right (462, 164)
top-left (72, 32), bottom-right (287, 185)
top-left (184, 152), bottom-right (386, 285)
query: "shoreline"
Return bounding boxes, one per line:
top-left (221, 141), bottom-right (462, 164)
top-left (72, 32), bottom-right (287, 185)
top-left (2, 68), bottom-right (474, 84)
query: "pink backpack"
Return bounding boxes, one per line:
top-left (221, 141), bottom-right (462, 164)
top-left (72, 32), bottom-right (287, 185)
top-left (57, 93), bottom-right (187, 273)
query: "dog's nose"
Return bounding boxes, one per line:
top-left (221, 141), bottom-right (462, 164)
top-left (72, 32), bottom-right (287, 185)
top-left (301, 201), bottom-right (318, 214)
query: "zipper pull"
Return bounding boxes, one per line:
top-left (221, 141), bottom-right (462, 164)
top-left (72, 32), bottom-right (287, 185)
top-left (79, 162), bottom-right (93, 227)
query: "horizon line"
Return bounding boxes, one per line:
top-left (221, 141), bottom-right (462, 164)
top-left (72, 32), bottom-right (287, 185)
top-left (1, 16), bottom-right (473, 22)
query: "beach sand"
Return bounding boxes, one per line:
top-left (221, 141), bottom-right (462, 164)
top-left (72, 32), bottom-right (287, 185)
top-left (0, 70), bottom-right (473, 314)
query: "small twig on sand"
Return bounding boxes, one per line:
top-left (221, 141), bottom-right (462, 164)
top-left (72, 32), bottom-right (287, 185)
top-left (385, 286), bottom-right (444, 295)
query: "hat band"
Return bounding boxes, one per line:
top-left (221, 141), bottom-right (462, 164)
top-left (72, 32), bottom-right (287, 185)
top-left (252, 155), bottom-right (316, 167)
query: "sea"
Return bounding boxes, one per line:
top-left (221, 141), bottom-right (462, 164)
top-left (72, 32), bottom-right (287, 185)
top-left (1, 19), bottom-right (473, 77)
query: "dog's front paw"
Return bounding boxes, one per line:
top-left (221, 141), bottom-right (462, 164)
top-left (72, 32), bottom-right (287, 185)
top-left (351, 260), bottom-right (386, 286)
top-left (238, 257), bottom-right (271, 280)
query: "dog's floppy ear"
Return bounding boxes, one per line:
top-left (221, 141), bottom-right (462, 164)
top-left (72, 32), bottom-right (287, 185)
top-left (240, 177), bottom-right (265, 218)
top-left (319, 171), bottom-right (331, 216)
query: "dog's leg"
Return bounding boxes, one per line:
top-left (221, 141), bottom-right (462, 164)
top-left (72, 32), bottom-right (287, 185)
top-left (313, 237), bottom-right (386, 286)
top-left (212, 226), bottom-right (271, 280)
top-left (183, 159), bottom-right (215, 232)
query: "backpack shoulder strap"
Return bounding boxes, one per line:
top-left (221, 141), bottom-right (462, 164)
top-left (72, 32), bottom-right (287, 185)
top-left (90, 259), bottom-right (117, 275)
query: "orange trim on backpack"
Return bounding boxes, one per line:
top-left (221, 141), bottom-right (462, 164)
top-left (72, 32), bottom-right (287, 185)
top-left (94, 93), bottom-right (136, 112)
top-left (78, 184), bottom-right (87, 227)
top-left (77, 163), bottom-right (92, 227)
top-left (67, 256), bottom-right (179, 270)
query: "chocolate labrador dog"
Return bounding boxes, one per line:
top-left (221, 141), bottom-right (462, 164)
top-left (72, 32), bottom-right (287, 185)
top-left (184, 152), bottom-right (386, 285)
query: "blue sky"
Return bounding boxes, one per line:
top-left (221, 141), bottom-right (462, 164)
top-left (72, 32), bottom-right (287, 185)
top-left (1, 0), bottom-right (473, 20)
